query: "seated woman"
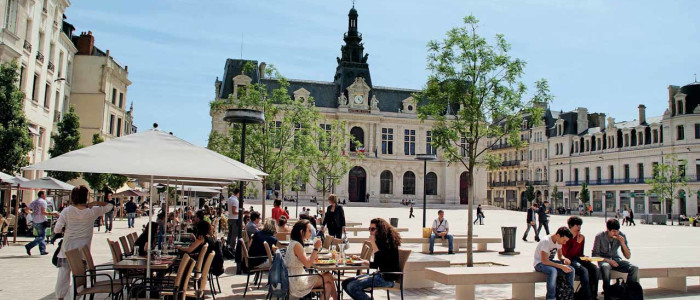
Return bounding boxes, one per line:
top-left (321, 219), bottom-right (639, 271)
top-left (175, 220), bottom-right (225, 275)
top-left (248, 220), bottom-right (278, 268)
top-left (342, 218), bottom-right (402, 300)
top-left (134, 221), bottom-right (160, 256)
top-left (277, 216), bottom-right (291, 234)
top-left (284, 220), bottom-right (338, 300)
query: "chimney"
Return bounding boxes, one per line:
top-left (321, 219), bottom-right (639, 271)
top-left (576, 107), bottom-right (588, 134)
top-left (76, 31), bottom-right (94, 55)
top-left (598, 113), bottom-right (606, 129)
top-left (638, 104), bottom-right (646, 124)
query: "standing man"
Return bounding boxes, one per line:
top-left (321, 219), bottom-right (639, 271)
top-left (227, 188), bottom-right (240, 251)
top-left (125, 197), bottom-right (138, 228)
top-left (592, 218), bottom-right (639, 294)
top-left (523, 203), bottom-right (540, 242)
top-left (538, 201), bottom-right (551, 235)
top-left (409, 204), bottom-right (415, 218)
top-left (104, 191), bottom-right (115, 233)
top-left (429, 210), bottom-right (454, 254)
top-left (25, 191), bottom-right (57, 255)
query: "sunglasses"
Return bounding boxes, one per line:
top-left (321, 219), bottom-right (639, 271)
top-left (369, 227), bottom-right (377, 232)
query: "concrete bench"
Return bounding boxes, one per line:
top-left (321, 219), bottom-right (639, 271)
top-left (347, 236), bottom-right (500, 254)
top-left (403, 253), bottom-right (450, 289)
top-left (345, 227), bottom-right (408, 236)
top-left (425, 264), bottom-right (700, 300)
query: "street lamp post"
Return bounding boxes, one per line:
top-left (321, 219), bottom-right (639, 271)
top-left (416, 154), bottom-right (437, 228)
top-left (224, 108), bottom-right (264, 242)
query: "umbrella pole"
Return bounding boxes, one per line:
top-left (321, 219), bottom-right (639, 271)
top-left (13, 184), bottom-right (21, 243)
top-left (147, 175), bottom-right (153, 279)
top-left (165, 178), bottom-right (170, 237)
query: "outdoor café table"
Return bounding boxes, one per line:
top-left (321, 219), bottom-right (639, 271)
top-left (115, 257), bottom-right (175, 297)
top-left (313, 261), bottom-right (369, 299)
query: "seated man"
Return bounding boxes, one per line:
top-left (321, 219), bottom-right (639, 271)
top-left (429, 210), bottom-right (454, 254)
top-left (534, 226), bottom-right (575, 300)
top-left (562, 216), bottom-right (599, 299)
top-left (592, 218), bottom-right (638, 294)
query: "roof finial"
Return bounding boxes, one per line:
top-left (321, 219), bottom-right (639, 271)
top-left (352, 0), bottom-right (355, 8)
top-left (695, 73), bottom-right (697, 83)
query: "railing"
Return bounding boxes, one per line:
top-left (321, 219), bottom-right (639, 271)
top-left (488, 181), bottom-right (518, 187)
top-left (530, 180), bottom-right (548, 185)
top-left (490, 143), bottom-right (512, 150)
top-left (23, 40), bottom-right (32, 52)
top-left (36, 51), bottom-right (44, 63)
top-left (565, 178), bottom-right (655, 186)
top-left (47, 62), bottom-right (55, 72)
top-left (344, 32), bottom-right (363, 39)
top-left (501, 160), bottom-right (521, 167)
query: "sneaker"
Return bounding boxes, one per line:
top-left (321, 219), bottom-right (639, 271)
top-left (25, 245), bottom-right (31, 256)
top-left (40, 252), bottom-right (50, 255)
top-left (535, 238), bottom-right (541, 242)
top-left (522, 237), bottom-right (527, 242)
top-left (448, 251), bottom-right (455, 255)
top-left (429, 251), bottom-right (434, 254)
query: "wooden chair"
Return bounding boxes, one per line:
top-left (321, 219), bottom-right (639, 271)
top-left (191, 244), bottom-right (209, 290)
top-left (366, 249), bottom-right (411, 300)
top-left (80, 245), bottom-right (117, 284)
top-left (126, 234), bottom-right (136, 253)
top-left (240, 238), bottom-right (271, 297)
top-left (354, 242), bottom-right (373, 276)
top-left (186, 252), bottom-right (215, 300)
top-left (0, 219), bottom-right (8, 248)
top-left (131, 254), bottom-right (193, 300)
top-left (274, 232), bottom-right (289, 241)
top-left (119, 236), bottom-right (132, 257)
top-left (107, 239), bottom-right (123, 264)
top-left (322, 236), bottom-right (340, 250)
top-left (65, 248), bottom-right (123, 300)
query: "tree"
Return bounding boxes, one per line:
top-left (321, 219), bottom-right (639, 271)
top-left (0, 61), bottom-right (33, 174)
top-left (579, 182), bottom-right (590, 207)
top-left (647, 154), bottom-right (689, 225)
top-left (552, 185), bottom-right (562, 208)
top-left (208, 63), bottom-right (320, 219)
top-left (48, 106), bottom-right (83, 181)
top-left (416, 16), bottom-right (551, 266)
top-left (524, 183), bottom-right (536, 208)
top-left (309, 118), bottom-right (359, 208)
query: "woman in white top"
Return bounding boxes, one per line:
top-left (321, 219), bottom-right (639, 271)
top-left (54, 186), bottom-right (113, 300)
top-left (284, 219), bottom-right (338, 300)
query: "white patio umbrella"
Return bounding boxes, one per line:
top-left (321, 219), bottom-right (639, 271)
top-left (23, 129), bottom-right (265, 276)
top-left (21, 177), bottom-right (75, 190)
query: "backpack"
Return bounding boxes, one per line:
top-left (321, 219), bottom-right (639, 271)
top-left (604, 278), bottom-right (628, 300)
top-left (267, 250), bottom-right (289, 299)
top-left (556, 275), bottom-right (575, 300)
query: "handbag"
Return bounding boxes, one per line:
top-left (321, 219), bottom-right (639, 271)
top-left (342, 232), bottom-right (350, 251)
top-left (52, 239), bottom-right (63, 267)
top-left (422, 227), bottom-right (432, 238)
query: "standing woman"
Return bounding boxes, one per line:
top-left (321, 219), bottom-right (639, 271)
top-left (322, 194), bottom-right (346, 239)
top-left (54, 186), bottom-right (113, 300)
top-left (285, 220), bottom-right (338, 300)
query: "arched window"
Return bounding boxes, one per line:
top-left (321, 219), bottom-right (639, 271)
top-left (350, 127), bottom-right (364, 152)
top-left (426, 172), bottom-right (437, 195)
top-left (380, 171), bottom-right (393, 194)
top-left (403, 171), bottom-right (415, 195)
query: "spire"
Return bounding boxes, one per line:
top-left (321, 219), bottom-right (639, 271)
top-left (334, 5), bottom-right (372, 96)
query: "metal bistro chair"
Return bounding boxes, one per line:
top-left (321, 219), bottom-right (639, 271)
top-left (366, 249), bottom-right (411, 300)
top-left (80, 245), bottom-right (118, 285)
top-left (191, 244), bottom-right (209, 290)
top-left (65, 248), bottom-right (124, 300)
top-left (130, 254), bottom-right (194, 300)
top-left (240, 238), bottom-right (272, 297)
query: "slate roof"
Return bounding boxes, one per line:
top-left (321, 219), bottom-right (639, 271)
top-left (612, 116), bottom-right (663, 129)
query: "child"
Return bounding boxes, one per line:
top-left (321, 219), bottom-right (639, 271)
top-left (533, 226), bottom-right (575, 300)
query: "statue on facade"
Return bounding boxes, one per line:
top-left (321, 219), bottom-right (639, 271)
top-left (338, 93), bottom-right (348, 107)
top-left (371, 95), bottom-right (379, 110)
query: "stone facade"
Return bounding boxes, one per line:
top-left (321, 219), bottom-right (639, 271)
top-left (487, 84), bottom-right (700, 219)
top-left (209, 7), bottom-right (486, 205)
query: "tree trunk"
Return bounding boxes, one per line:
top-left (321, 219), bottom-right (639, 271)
top-left (467, 168), bottom-right (474, 267)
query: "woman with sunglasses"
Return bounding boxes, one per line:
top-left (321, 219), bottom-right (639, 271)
top-left (342, 218), bottom-right (402, 300)
top-left (285, 219), bottom-right (339, 300)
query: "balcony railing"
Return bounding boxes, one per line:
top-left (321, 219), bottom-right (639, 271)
top-left (23, 40), bottom-right (32, 52)
top-left (565, 178), bottom-right (653, 186)
top-left (47, 62), bottom-right (55, 72)
top-left (490, 143), bottom-right (512, 150)
top-left (501, 160), bottom-right (521, 167)
top-left (36, 51), bottom-right (44, 63)
top-left (531, 180), bottom-right (548, 186)
top-left (488, 181), bottom-right (519, 187)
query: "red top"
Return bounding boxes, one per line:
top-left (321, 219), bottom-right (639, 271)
top-left (271, 207), bottom-right (289, 220)
top-left (562, 234), bottom-right (585, 259)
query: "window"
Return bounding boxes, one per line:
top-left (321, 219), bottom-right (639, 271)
top-left (109, 114), bottom-right (115, 134)
top-left (31, 74), bottom-right (39, 101)
top-left (43, 83), bottom-right (51, 108)
top-left (695, 124), bottom-right (700, 139)
top-left (318, 124), bottom-right (331, 150)
top-left (653, 129), bottom-right (659, 143)
top-left (19, 65), bottom-right (25, 90)
top-left (402, 171), bottom-right (415, 195)
top-left (585, 168), bottom-right (590, 183)
top-left (270, 121), bottom-right (282, 148)
top-left (637, 163), bottom-right (644, 180)
top-left (426, 131), bottom-right (436, 155)
top-left (624, 164), bottom-right (630, 182)
top-left (116, 118), bottom-right (122, 137)
top-left (4, 0), bottom-right (18, 33)
top-left (596, 167), bottom-right (602, 184)
top-left (236, 84), bottom-right (246, 98)
top-left (38, 32), bottom-right (44, 53)
top-left (119, 93), bottom-right (124, 109)
top-left (461, 137), bottom-right (468, 157)
top-left (652, 162), bottom-right (659, 177)
top-left (58, 51), bottom-right (64, 77)
top-left (574, 168), bottom-right (579, 184)
top-left (426, 172), bottom-right (438, 195)
top-left (404, 129), bottom-right (415, 155)
top-left (381, 128), bottom-right (393, 154)
top-left (609, 165), bottom-right (615, 181)
top-left (38, 127), bottom-right (45, 148)
top-left (677, 125), bottom-right (685, 140)
top-left (380, 171), bottom-right (393, 194)
top-left (112, 88), bottom-right (117, 105)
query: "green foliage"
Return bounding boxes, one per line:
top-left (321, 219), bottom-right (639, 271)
top-left (0, 61), bottom-right (33, 174)
top-left (82, 134), bottom-right (127, 196)
top-left (647, 154), bottom-right (690, 224)
top-left (525, 182), bottom-right (536, 203)
top-left (579, 182), bottom-right (590, 204)
top-left (309, 119), bottom-right (359, 198)
top-left (48, 106), bottom-right (83, 181)
top-left (552, 185), bottom-right (562, 203)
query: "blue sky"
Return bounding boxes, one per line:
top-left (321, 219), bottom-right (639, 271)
top-left (67, 0), bottom-right (699, 146)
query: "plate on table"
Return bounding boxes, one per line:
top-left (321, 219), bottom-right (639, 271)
top-left (345, 259), bottom-right (365, 266)
top-left (314, 259), bottom-right (336, 266)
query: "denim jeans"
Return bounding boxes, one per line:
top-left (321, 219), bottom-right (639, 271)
top-left (534, 261), bottom-right (575, 300)
top-left (127, 213), bottom-right (136, 228)
top-left (26, 222), bottom-right (47, 253)
top-left (105, 212), bottom-right (114, 231)
top-left (342, 273), bottom-right (394, 300)
top-left (523, 223), bottom-right (539, 240)
top-left (571, 258), bottom-right (599, 299)
top-left (538, 220), bottom-right (550, 235)
top-left (598, 259), bottom-right (638, 292)
top-left (429, 233), bottom-right (453, 253)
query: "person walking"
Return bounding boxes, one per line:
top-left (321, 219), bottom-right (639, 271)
top-left (537, 201), bottom-right (551, 235)
top-left (125, 197), bottom-right (138, 228)
top-left (409, 204), bottom-right (415, 218)
top-left (227, 188), bottom-right (240, 252)
top-left (54, 186), bottom-right (113, 300)
top-left (621, 208), bottom-right (630, 226)
top-left (523, 203), bottom-right (540, 242)
top-left (321, 194), bottom-right (346, 239)
top-left (473, 204), bottom-right (484, 225)
top-left (271, 199), bottom-right (289, 221)
top-left (25, 191), bottom-right (57, 255)
top-left (103, 191), bottom-right (115, 233)
top-left (627, 208), bottom-right (636, 226)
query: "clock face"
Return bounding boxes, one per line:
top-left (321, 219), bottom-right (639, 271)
top-left (354, 95), bottom-right (363, 104)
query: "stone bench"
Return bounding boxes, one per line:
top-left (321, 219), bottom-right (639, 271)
top-left (347, 236), bottom-right (500, 254)
top-left (345, 227), bottom-right (408, 236)
top-left (425, 264), bottom-right (700, 300)
top-left (402, 253), bottom-right (451, 289)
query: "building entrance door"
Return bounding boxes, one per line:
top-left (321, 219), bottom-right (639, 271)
top-left (348, 166), bottom-right (367, 202)
top-left (459, 172), bottom-right (469, 205)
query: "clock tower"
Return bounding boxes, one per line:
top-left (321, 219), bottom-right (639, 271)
top-left (334, 5), bottom-right (373, 105)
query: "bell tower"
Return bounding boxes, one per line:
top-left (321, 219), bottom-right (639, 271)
top-left (334, 5), bottom-right (372, 102)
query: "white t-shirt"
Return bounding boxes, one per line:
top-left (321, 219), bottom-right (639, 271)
top-left (54, 204), bottom-right (113, 258)
top-left (533, 237), bottom-right (561, 267)
top-left (622, 210), bottom-right (629, 218)
top-left (432, 218), bottom-right (449, 233)
top-left (227, 195), bottom-right (239, 218)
